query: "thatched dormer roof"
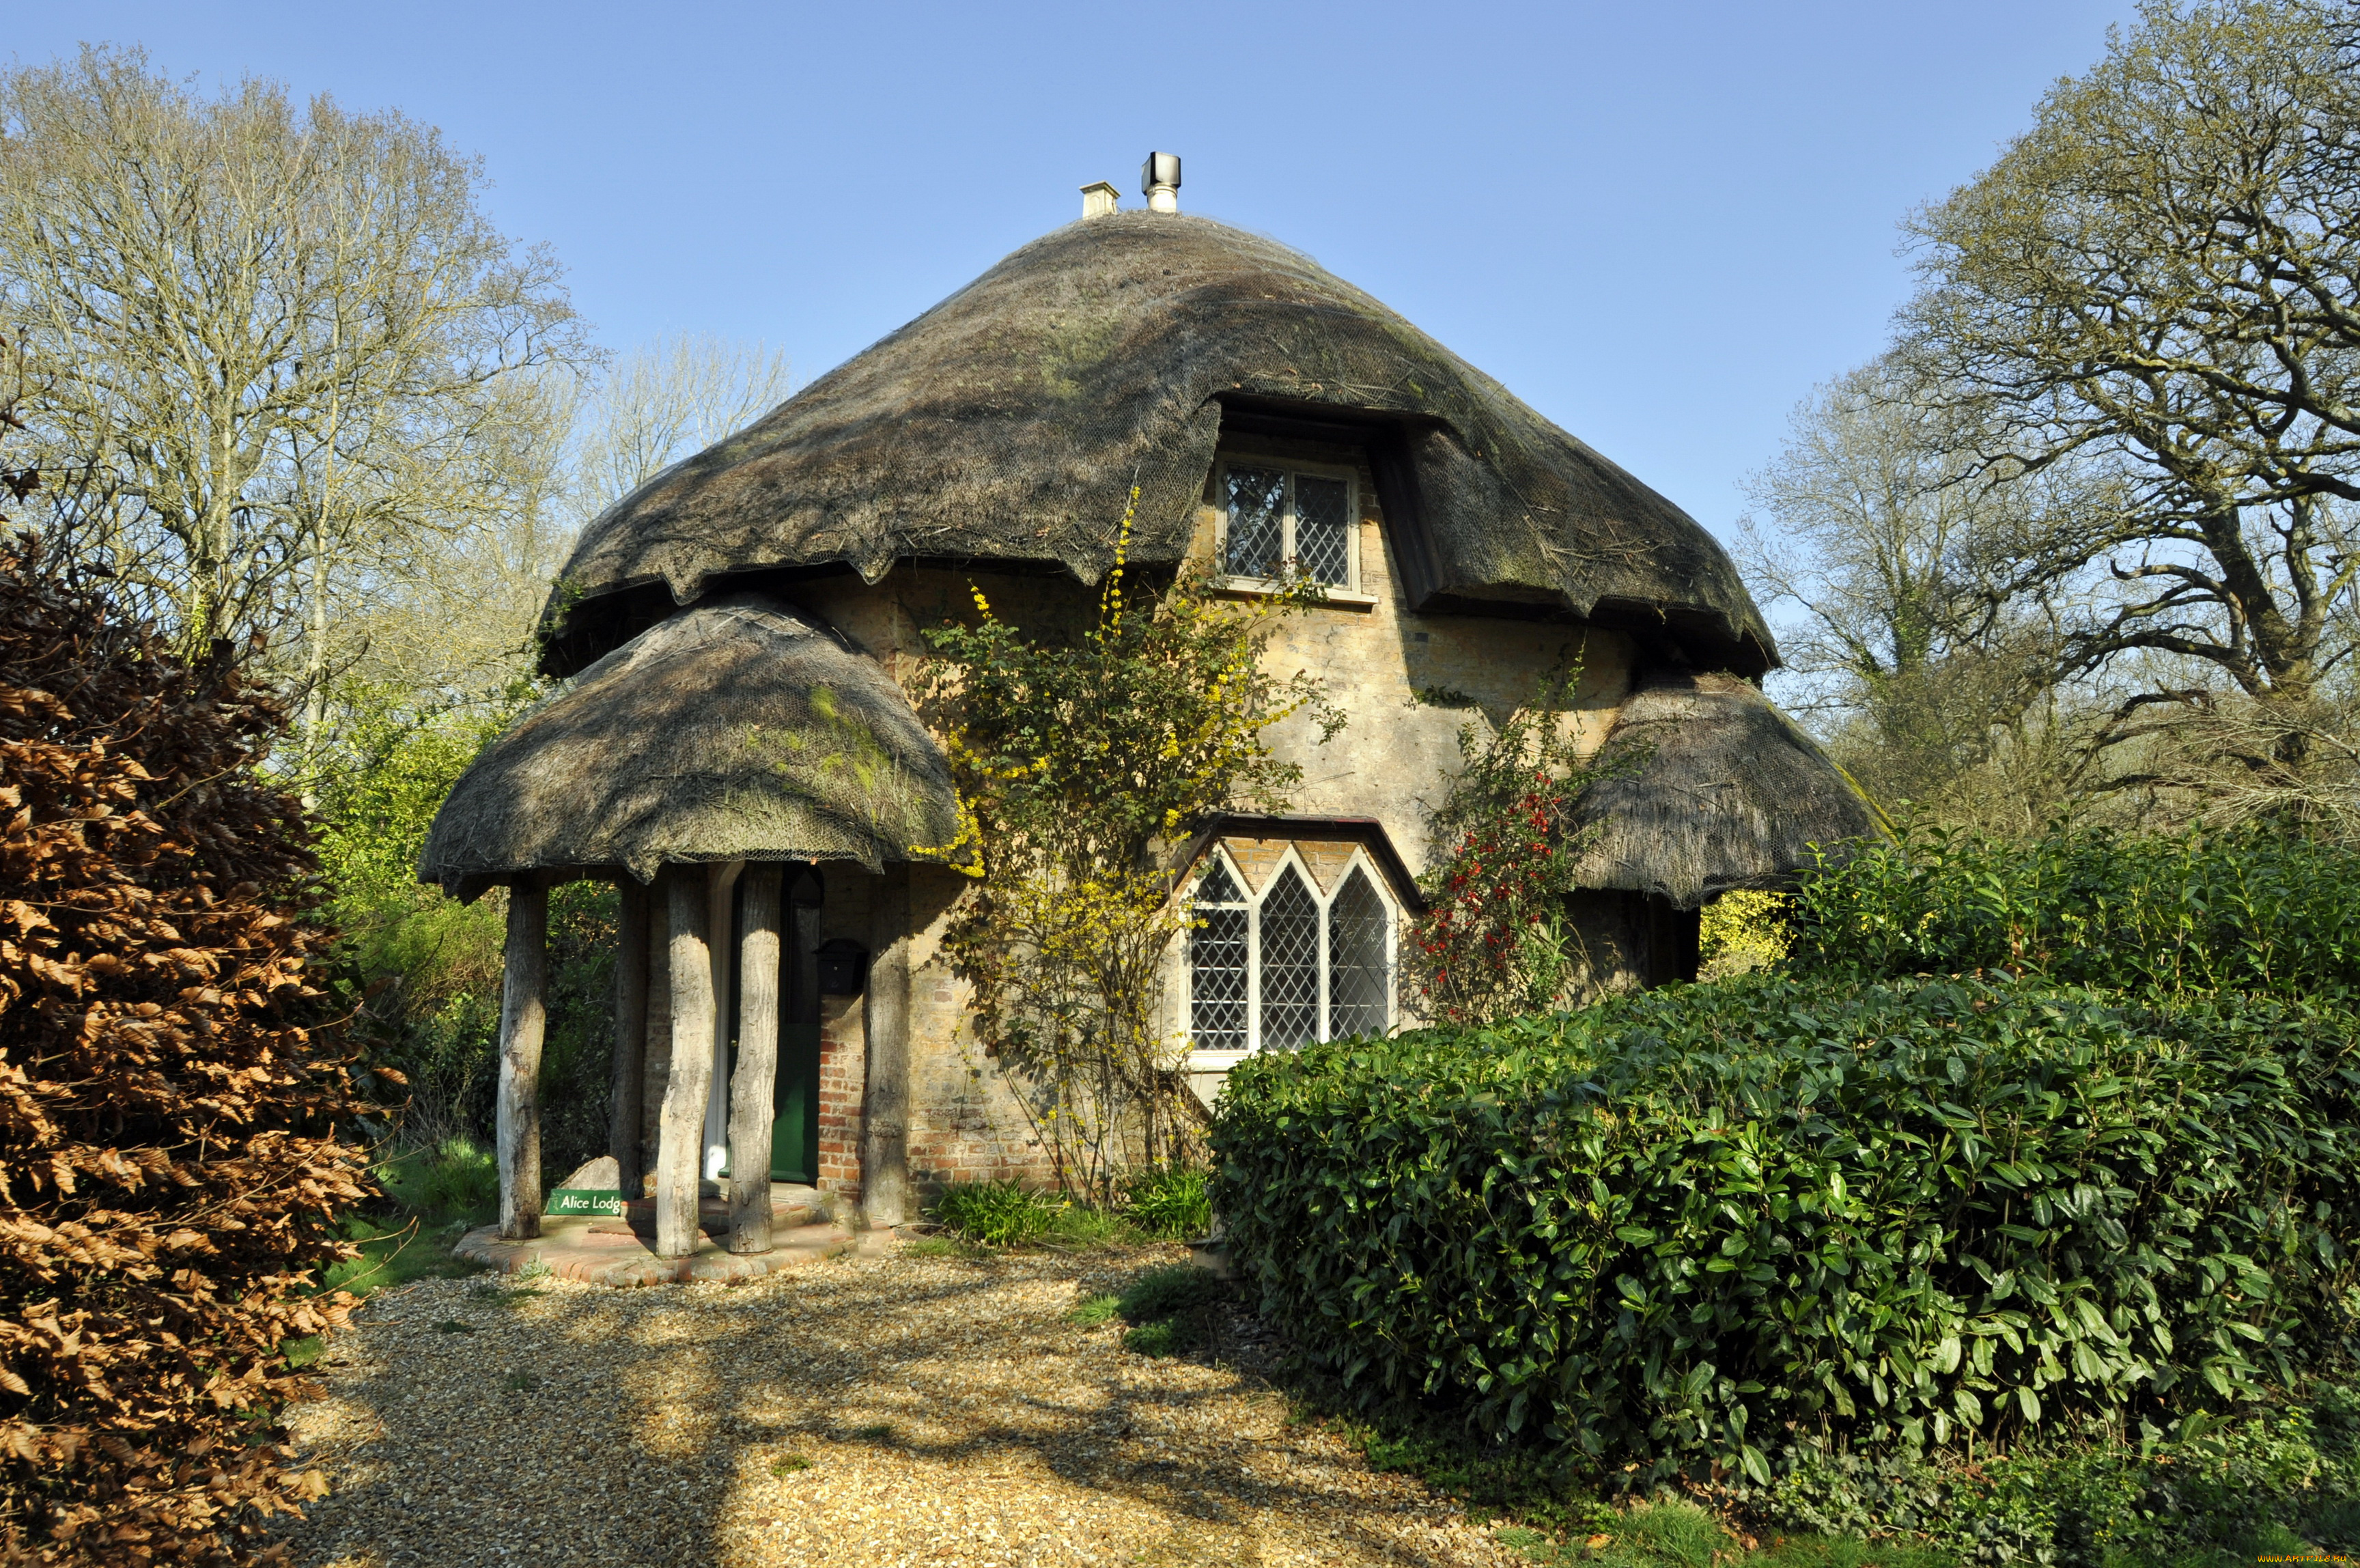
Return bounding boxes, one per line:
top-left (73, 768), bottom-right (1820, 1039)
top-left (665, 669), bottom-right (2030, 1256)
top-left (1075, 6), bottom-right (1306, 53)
top-left (1566, 671), bottom-right (1879, 910)
top-left (421, 594), bottom-right (959, 896)
top-left (538, 212), bottom-right (1776, 676)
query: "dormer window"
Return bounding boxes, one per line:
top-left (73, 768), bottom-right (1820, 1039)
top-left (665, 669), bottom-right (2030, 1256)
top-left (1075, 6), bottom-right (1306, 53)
top-left (1217, 459), bottom-right (1359, 591)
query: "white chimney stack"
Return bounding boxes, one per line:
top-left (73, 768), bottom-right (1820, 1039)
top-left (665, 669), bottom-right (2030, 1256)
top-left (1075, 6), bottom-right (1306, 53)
top-left (1141, 151), bottom-right (1181, 214)
top-left (1080, 180), bottom-right (1120, 219)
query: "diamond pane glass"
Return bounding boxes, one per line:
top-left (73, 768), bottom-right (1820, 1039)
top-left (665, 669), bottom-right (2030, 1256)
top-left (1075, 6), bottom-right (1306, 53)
top-left (1224, 466), bottom-right (1287, 578)
top-left (1293, 475), bottom-right (1351, 585)
top-left (1328, 866), bottom-right (1392, 1041)
top-left (1190, 907), bottom-right (1248, 1052)
top-left (1258, 864), bottom-right (1320, 1049)
top-left (1196, 859), bottom-right (1244, 906)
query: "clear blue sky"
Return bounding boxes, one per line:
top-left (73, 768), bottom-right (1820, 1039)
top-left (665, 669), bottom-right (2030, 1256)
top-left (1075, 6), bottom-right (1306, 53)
top-left (15, 1), bottom-right (2139, 546)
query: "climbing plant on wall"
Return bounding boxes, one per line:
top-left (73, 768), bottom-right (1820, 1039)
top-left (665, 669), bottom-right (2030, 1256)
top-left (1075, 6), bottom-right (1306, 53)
top-left (1411, 665), bottom-right (1612, 1025)
top-left (916, 490), bottom-right (1341, 1203)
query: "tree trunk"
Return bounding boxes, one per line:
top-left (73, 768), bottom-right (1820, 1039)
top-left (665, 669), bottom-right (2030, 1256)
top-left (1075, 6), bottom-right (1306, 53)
top-left (641, 895), bottom-right (671, 1188)
top-left (655, 867), bottom-right (716, 1259)
top-left (860, 865), bottom-right (912, 1227)
top-left (609, 877), bottom-right (650, 1199)
top-left (729, 865), bottom-right (783, 1254)
top-left (495, 883), bottom-right (548, 1241)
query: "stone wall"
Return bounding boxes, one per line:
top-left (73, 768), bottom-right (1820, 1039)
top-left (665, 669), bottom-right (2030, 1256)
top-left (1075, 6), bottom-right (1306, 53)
top-left (651, 434), bottom-right (1658, 1201)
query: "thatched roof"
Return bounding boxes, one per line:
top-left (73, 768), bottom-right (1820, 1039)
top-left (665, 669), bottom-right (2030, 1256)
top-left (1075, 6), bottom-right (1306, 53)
top-left (1565, 671), bottom-right (1877, 910)
top-left (420, 594), bottom-right (960, 895)
top-left (538, 211), bottom-right (1776, 677)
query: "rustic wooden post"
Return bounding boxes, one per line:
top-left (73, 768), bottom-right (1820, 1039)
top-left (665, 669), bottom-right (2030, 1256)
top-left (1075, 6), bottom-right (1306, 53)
top-left (654, 866), bottom-right (717, 1259)
top-left (860, 864), bottom-right (912, 1227)
top-left (729, 865), bottom-right (783, 1254)
top-left (608, 878), bottom-right (650, 1197)
top-left (496, 881), bottom-right (549, 1240)
top-left (640, 899), bottom-right (671, 1189)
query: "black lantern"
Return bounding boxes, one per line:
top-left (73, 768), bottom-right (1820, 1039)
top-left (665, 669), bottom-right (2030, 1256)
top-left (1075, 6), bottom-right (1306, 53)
top-left (816, 938), bottom-right (869, 996)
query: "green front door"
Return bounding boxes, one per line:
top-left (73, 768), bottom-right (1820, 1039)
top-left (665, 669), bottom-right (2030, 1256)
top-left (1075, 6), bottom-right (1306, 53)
top-left (769, 1010), bottom-right (821, 1183)
top-left (723, 868), bottom-right (824, 1186)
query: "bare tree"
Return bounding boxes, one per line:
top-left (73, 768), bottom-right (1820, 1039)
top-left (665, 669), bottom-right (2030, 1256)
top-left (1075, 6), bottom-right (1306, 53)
top-left (1900, 0), bottom-right (2360, 743)
top-left (0, 45), bottom-right (589, 672)
top-left (1737, 359), bottom-right (2088, 806)
top-left (331, 335), bottom-right (795, 714)
top-left (570, 333), bottom-right (793, 505)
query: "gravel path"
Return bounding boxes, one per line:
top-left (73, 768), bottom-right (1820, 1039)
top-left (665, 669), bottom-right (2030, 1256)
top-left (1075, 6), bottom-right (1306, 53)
top-left (277, 1242), bottom-right (1518, 1567)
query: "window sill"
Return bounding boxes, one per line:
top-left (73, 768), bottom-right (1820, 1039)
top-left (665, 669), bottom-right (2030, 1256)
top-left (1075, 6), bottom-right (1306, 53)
top-left (1185, 1048), bottom-right (1253, 1072)
top-left (1210, 576), bottom-right (1378, 611)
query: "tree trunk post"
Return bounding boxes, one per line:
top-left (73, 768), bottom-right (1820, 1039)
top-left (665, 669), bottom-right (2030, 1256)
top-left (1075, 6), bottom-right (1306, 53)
top-left (729, 865), bottom-right (783, 1254)
top-left (641, 897), bottom-right (671, 1189)
top-left (496, 881), bottom-right (548, 1241)
top-left (654, 866), bottom-right (717, 1259)
top-left (609, 877), bottom-right (650, 1198)
top-left (860, 864), bottom-right (912, 1227)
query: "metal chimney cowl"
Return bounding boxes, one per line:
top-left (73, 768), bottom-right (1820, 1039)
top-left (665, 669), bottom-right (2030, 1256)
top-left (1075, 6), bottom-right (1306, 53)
top-left (1141, 151), bottom-right (1180, 213)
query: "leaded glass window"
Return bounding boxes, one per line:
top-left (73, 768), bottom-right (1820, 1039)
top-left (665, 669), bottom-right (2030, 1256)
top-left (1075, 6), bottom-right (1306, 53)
top-left (1223, 467), bottom-right (1287, 578)
top-left (1328, 866), bottom-right (1392, 1041)
top-left (1217, 461), bottom-right (1357, 589)
top-left (1259, 865), bottom-right (1321, 1049)
top-left (1189, 859), bottom-right (1248, 1053)
top-left (1185, 846), bottom-right (1398, 1054)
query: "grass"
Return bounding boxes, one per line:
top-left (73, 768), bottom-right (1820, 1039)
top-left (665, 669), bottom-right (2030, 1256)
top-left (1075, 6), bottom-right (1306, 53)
top-left (1291, 1395), bottom-right (1966, 1568)
top-left (1121, 1165), bottom-right (1213, 1240)
top-left (1076, 1263), bottom-right (1231, 1358)
top-left (771, 1454), bottom-right (813, 1476)
top-left (1491, 1499), bottom-right (1961, 1566)
top-left (922, 1168), bottom-right (1216, 1252)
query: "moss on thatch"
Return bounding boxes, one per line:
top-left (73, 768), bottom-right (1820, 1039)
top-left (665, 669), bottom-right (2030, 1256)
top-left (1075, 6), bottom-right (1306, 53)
top-left (1566, 671), bottom-right (1878, 910)
top-left (539, 212), bottom-right (1774, 676)
top-left (420, 595), bottom-right (959, 893)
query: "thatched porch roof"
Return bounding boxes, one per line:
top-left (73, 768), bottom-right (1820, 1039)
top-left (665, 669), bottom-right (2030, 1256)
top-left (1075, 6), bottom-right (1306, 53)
top-left (537, 212), bottom-right (1777, 677)
top-left (420, 595), bottom-right (959, 897)
top-left (1564, 671), bottom-right (1878, 910)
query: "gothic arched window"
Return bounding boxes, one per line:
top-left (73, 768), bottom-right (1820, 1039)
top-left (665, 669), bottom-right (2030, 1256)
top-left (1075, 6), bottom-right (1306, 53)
top-left (1187, 846), bottom-right (1399, 1055)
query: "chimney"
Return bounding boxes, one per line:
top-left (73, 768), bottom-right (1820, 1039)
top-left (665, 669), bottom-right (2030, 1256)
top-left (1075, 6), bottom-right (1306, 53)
top-left (1080, 180), bottom-right (1119, 219)
top-left (1140, 151), bottom-right (1181, 214)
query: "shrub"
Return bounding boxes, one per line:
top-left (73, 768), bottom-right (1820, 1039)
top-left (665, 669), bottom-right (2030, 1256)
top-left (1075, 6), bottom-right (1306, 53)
top-left (0, 535), bottom-right (372, 1560)
top-left (1211, 972), bottom-right (2360, 1488)
top-left (928, 1179), bottom-right (1067, 1247)
top-left (1790, 824), bottom-right (2360, 1000)
top-left (375, 1138), bottom-right (499, 1225)
top-left (1123, 1164), bottom-right (1213, 1239)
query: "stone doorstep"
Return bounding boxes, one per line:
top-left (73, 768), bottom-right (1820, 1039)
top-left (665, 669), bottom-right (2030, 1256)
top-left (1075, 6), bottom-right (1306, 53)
top-left (454, 1214), bottom-right (879, 1287)
top-left (453, 1183), bottom-right (873, 1287)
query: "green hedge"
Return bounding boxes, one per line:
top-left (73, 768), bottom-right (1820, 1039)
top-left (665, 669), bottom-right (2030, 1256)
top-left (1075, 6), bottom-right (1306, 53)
top-left (1211, 975), bottom-right (2360, 1485)
top-left (1790, 826), bottom-right (2360, 999)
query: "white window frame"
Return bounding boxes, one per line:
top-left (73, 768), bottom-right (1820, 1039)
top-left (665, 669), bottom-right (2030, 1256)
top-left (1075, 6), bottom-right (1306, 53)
top-left (1211, 456), bottom-right (1369, 600)
top-left (1183, 841), bottom-right (1401, 1070)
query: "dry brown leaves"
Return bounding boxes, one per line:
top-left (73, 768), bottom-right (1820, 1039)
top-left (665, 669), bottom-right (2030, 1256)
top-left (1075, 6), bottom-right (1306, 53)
top-left (0, 532), bottom-right (375, 1564)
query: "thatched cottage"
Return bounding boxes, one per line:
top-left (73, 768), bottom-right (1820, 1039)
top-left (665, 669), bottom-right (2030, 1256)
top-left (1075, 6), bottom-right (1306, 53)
top-left (421, 162), bottom-right (1872, 1257)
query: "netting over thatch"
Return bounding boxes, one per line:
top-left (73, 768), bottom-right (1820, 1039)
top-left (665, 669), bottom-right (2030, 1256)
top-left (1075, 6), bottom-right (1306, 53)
top-left (1565, 671), bottom-right (1879, 910)
top-left (539, 211), bottom-right (1775, 676)
top-left (421, 595), bottom-right (960, 893)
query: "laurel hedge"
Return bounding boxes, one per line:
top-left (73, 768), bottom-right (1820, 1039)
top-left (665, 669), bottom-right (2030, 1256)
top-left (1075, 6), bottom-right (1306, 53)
top-left (1789, 824), bottom-right (2360, 1001)
top-left (1211, 972), bottom-right (2360, 1487)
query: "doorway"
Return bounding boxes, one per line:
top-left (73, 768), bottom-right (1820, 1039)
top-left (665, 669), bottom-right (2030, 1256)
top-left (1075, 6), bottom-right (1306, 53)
top-left (722, 864), bottom-right (824, 1184)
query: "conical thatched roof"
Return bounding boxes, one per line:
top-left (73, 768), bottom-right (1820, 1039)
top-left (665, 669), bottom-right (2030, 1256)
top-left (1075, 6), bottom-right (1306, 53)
top-left (538, 211), bottom-right (1775, 676)
top-left (421, 594), bottom-right (959, 895)
top-left (1565, 671), bottom-right (1878, 910)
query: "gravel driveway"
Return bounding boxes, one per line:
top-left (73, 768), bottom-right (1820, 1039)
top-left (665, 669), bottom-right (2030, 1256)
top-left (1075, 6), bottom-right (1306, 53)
top-left (277, 1242), bottom-right (1518, 1567)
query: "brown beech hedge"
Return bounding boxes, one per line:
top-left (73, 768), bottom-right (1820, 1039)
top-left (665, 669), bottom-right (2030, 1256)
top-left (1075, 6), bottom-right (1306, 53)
top-left (0, 534), bottom-right (373, 1564)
